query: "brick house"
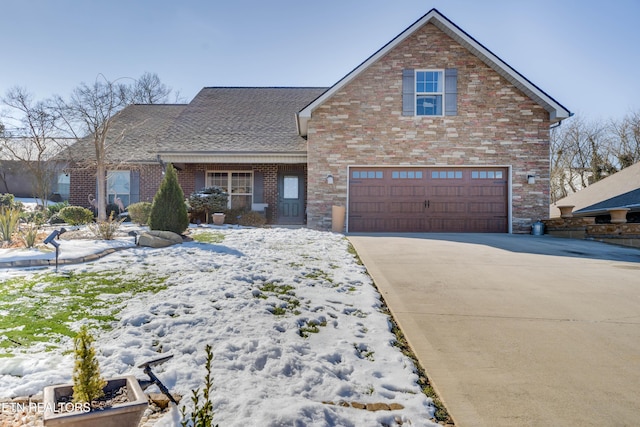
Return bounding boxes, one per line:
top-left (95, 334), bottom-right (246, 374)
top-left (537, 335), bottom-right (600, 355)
top-left (66, 9), bottom-right (571, 232)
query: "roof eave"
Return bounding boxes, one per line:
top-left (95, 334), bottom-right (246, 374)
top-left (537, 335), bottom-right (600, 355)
top-left (157, 151), bottom-right (307, 164)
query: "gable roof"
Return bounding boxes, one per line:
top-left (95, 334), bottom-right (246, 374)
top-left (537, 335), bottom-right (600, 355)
top-left (296, 8), bottom-right (572, 137)
top-left (551, 161), bottom-right (640, 217)
top-left (157, 87), bottom-right (326, 164)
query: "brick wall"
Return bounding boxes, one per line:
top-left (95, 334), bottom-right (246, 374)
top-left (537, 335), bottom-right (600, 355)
top-left (306, 22), bottom-right (551, 233)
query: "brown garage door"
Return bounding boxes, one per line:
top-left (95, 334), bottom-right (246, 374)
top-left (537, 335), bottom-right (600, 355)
top-left (348, 167), bottom-right (508, 232)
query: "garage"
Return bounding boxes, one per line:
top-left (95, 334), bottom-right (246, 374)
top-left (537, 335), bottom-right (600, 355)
top-left (348, 167), bottom-right (509, 233)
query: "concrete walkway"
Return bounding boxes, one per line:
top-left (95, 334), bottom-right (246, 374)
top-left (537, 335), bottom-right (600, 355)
top-left (348, 233), bottom-right (640, 427)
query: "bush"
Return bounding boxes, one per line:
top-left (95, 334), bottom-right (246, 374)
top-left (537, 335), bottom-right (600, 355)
top-left (47, 201), bottom-right (69, 218)
top-left (181, 344), bottom-right (217, 427)
top-left (22, 210), bottom-right (47, 226)
top-left (188, 186), bottom-right (228, 215)
top-left (0, 208), bottom-right (21, 243)
top-left (88, 213), bottom-right (124, 240)
top-left (59, 206), bottom-right (94, 226)
top-left (238, 211), bottom-right (267, 227)
top-left (21, 224), bottom-right (39, 248)
top-left (148, 164), bottom-right (189, 234)
top-left (72, 325), bottom-right (107, 404)
top-left (0, 194), bottom-right (14, 209)
top-left (222, 208), bottom-right (246, 225)
top-left (128, 202), bottom-right (152, 225)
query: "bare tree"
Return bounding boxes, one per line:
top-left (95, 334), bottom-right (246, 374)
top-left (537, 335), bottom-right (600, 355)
top-left (550, 117), bottom-right (614, 202)
top-left (0, 87), bottom-right (63, 208)
top-left (608, 111), bottom-right (640, 169)
top-left (56, 73), bottom-right (173, 221)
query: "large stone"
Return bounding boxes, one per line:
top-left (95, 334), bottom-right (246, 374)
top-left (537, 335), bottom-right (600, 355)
top-left (138, 230), bottom-right (183, 248)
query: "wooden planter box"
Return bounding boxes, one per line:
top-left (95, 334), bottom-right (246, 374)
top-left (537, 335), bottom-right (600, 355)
top-left (43, 375), bottom-right (148, 427)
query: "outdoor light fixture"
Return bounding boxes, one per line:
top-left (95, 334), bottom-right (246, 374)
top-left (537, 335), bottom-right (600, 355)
top-left (44, 228), bottom-right (66, 271)
top-left (527, 174), bottom-right (536, 185)
top-left (326, 174), bottom-right (334, 184)
top-left (128, 230), bottom-right (140, 245)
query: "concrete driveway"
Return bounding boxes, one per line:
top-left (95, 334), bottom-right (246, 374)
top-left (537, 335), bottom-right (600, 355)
top-left (348, 234), bottom-right (640, 427)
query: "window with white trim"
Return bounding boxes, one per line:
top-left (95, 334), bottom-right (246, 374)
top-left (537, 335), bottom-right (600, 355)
top-left (206, 171), bottom-right (253, 209)
top-left (107, 170), bottom-right (130, 206)
top-left (416, 70), bottom-right (444, 116)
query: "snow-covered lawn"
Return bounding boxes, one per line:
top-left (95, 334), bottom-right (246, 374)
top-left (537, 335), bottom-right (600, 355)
top-left (0, 226), bottom-right (438, 426)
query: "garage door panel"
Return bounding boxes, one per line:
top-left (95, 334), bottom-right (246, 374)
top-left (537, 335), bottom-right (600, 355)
top-left (430, 202), bottom-right (466, 214)
top-left (468, 185), bottom-right (505, 197)
top-left (351, 202), bottom-right (385, 214)
top-left (468, 202), bottom-right (505, 214)
top-left (431, 186), bottom-right (466, 197)
top-left (349, 167), bottom-right (508, 233)
top-left (390, 186), bottom-right (426, 197)
top-left (389, 201), bottom-right (424, 213)
top-left (351, 185), bottom-right (386, 197)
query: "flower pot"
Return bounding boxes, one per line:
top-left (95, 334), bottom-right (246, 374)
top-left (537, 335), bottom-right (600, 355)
top-left (557, 205), bottom-right (575, 219)
top-left (43, 375), bottom-right (148, 427)
top-left (608, 208), bottom-right (630, 224)
top-left (212, 213), bottom-right (225, 226)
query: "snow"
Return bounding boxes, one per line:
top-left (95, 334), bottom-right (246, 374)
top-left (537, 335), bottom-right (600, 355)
top-left (0, 225), bottom-right (438, 426)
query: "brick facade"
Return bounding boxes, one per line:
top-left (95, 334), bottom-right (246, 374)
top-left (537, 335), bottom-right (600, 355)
top-left (70, 162), bottom-right (306, 225)
top-left (305, 23), bottom-right (551, 233)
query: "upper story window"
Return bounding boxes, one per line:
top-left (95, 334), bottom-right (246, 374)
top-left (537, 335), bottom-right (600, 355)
top-left (416, 70), bottom-right (443, 116)
top-left (402, 68), bottom-right (457, 117)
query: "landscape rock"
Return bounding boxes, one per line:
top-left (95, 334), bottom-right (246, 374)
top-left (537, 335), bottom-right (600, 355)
top-left (138, 231), bottom-right (183, 248)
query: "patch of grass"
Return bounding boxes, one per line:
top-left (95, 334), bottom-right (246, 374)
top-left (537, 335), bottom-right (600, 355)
top-left (353, 343), bottom-right (375, 361)
top-left (303, 268), bottom-right (333, 284)
top-left (0, 271), bottom-right (167, 353)
top-left (346, 241), bottom-right (363, 266)
top-left (258, 283), bottom-right (300, 316)
top-left (298, 319), bottom-right (327, 338)
top-left (192, 231), bottom-right (225, 244)
top-left (381, 303), bottom-right (453, 424)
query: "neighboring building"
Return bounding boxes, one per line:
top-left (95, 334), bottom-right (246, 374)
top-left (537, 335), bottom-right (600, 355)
top-left (65, 9), bottom-right (571, 232)
top-left (550, 161), bottom-right (640, 221)
top-left (0, 137), bottom-right (69, 200)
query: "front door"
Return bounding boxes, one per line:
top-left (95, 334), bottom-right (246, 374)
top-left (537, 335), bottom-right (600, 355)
top-left (278, 173), bottom-right (305, 224)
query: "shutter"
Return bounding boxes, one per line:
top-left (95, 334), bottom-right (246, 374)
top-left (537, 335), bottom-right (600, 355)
top-left (129, 170), bottom-right (140, 204)
top-left (195, 170), bottom-right (205, 191)
top-left (444, 68), bottom-right (458, 116)
top-left (253, 171), bottom-right (265, 203)
top-left (402, 69), bottom-right (415, 116)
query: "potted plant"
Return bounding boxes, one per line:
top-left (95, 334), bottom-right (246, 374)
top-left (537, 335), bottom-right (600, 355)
top-left (43, 326), bottom-right (148, 426)
top-left (188, 186), bottom-right (228, 224)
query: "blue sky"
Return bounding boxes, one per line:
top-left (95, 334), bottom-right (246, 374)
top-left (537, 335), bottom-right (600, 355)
top-left (2, 0), bottom-right (639, 122)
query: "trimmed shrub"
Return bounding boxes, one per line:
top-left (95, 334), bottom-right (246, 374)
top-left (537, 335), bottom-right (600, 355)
top-left (148, 164), bottom-right (189, 234)
top-left (59, 206), bottom-right (94, 226)
top-left (238, 211), bottom-right (267, 227)
top-left (188, 187), bottom-right (229, 223)
top-left (47, 201), bottom-right (69, 218)
top-left (128, 202), bottom-right (152, 225)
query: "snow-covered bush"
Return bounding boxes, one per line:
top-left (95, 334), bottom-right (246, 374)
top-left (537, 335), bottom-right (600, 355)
top-left (188, 187), bottom-right (228, 218)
